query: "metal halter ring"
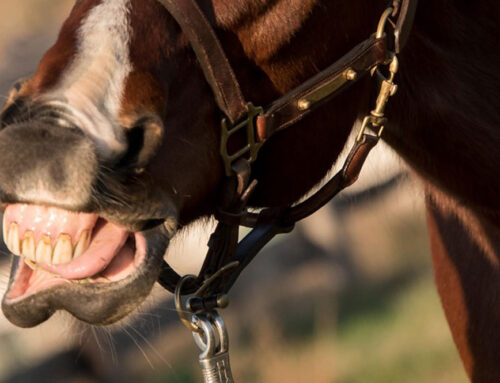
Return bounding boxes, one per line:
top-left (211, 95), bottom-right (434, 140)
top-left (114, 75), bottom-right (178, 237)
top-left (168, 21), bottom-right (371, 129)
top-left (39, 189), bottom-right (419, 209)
top-left (175, 262), bottom-right (238, 333)
top-left (376, 7), bottom-right (395, 40)
top-left (175, 275), bottom-right (201, 333)
top-left (194, 261), bottom-right (239, 297)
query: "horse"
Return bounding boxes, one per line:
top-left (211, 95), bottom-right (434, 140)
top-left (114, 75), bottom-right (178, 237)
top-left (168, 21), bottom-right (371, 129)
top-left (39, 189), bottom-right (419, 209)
top-left (0, 0), bottom-right (498, 380)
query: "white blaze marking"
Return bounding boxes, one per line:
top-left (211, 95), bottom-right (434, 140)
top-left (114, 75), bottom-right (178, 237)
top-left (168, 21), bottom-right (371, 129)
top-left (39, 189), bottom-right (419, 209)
top-left (47, 0), bottom-right (133, 160)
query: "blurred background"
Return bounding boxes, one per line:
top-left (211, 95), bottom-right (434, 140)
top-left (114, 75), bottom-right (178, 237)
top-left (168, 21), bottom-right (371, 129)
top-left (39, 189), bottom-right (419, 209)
top-left (0, 1), bottom-right (467, 382)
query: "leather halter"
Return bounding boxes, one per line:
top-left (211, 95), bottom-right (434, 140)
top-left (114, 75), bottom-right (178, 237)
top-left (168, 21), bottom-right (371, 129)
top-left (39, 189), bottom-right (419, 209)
top-left (156, 0), bottom-right (418, 298)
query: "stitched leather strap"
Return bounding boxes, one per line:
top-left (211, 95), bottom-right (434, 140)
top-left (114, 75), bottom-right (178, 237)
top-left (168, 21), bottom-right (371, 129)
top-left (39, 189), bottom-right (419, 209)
top-left (235, 134), bottom-right (380, 228)
top-left (256, 37), bottom-right (388, 141)
top-left (157, 0), bottom-right (248, 124)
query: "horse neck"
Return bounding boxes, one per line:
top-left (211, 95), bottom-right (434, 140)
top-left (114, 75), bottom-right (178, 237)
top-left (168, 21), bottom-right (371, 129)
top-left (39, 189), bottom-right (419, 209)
top-left (388, 0), bottom-right (500, 219)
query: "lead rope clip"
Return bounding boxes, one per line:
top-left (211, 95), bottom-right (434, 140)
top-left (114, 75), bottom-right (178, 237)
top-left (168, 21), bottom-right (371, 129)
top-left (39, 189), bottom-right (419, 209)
top-left (175, 275), bottom-right (235, 383)
top-left (193, 311), bottom-right (234, 383)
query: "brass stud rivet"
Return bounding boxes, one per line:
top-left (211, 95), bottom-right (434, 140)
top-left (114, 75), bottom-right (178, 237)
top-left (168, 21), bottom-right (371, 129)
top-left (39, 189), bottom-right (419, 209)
top-left (297, 99), bottom-right (311, 111)
top-left (345, 69), bottom-right (358, 81)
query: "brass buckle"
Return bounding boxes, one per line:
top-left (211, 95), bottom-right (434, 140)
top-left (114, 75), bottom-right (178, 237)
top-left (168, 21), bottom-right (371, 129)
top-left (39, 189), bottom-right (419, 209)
top-left (220, 102), bottom-right (264, 176)
top-left (357, 115), bottom-right (386, 142)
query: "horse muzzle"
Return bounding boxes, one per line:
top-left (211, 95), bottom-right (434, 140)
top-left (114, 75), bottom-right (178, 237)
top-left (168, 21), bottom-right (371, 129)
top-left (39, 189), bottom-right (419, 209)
top-left (0, 122), bottom-right (178, 327)
top-left (0, 122), bottom-right (98, 209)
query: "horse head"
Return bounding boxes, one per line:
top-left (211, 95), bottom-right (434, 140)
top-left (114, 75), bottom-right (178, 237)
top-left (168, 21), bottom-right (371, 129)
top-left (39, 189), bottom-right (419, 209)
top-left (0, 0), bottom-right (385, 327)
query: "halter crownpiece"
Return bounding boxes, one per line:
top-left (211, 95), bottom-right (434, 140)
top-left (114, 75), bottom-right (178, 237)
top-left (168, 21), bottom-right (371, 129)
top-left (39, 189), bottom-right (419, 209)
top-left (155, 0), bottom-right (417, 381)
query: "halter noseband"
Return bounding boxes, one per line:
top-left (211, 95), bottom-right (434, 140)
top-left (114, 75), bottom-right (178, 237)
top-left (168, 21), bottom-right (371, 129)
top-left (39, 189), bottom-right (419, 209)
top-left (156, 0), bottom-right (418, 302)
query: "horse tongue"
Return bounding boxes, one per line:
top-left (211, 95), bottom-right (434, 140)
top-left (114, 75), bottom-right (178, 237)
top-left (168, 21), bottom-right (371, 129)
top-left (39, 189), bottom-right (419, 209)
top-left (39, 221), bottom-right (129, 280)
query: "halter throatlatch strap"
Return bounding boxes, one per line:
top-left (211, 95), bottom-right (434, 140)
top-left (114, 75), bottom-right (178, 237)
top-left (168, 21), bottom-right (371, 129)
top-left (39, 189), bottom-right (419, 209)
top-left (157, 0), bottom-right (417, 297)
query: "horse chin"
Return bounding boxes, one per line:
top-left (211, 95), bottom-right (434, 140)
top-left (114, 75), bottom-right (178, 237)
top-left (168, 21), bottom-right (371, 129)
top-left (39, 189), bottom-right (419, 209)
top-left (1, 207), bottom-right (173, 328)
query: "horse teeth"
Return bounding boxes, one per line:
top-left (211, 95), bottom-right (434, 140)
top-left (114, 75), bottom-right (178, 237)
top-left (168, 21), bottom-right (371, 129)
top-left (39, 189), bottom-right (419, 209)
top-left (6, 226), bottom-right (92, 265)
top-left (35, 235), bottom-right (53, 265)
top-left (73, 230), bottom-right (90, 259)
top-left (53, 234), bottom-right (73, 265)
top-left (21, 231), bottom-right (36, 262)
top-left (7, 223), bottom-right (21, 255)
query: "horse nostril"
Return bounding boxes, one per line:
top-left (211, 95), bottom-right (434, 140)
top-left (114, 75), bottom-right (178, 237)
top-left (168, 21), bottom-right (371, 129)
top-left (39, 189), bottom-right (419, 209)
top-left (118, 117), bottom-right (164, 171)
top-left (120, 126), bottom-right (145, 169)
